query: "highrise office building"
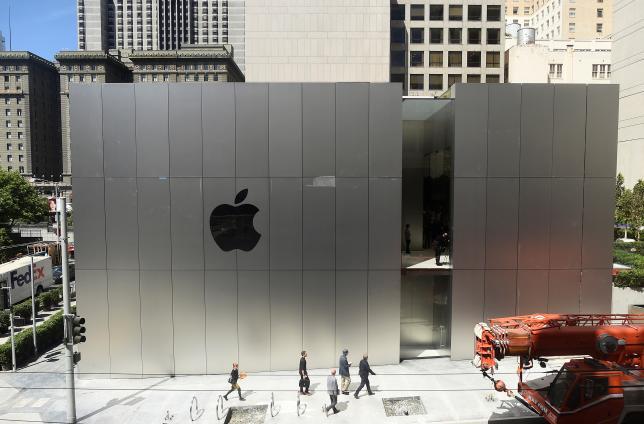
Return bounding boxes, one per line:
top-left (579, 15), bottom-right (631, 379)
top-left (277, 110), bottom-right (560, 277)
top-left (0, 31), bottom-right (5, 51)
top-left (505, 0), bottom-right (613, 40)
top-left (77, 0), bottom-right (246, 71)
top-left (391, 1), bottom-right (505, 97)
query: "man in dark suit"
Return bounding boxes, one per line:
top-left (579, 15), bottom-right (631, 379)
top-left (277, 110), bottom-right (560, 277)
top-left (354, 353), bottom-right (376, 398)
top-left (298, 350), bottom-right (311, 394)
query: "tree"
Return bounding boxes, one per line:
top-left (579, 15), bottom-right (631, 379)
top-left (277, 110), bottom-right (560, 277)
top-left (632, 180), bottom-right (644, 240)
top-left (615, 174), bottom-right (633, 239)
top-left (0, 169), bottom-right (48, 228)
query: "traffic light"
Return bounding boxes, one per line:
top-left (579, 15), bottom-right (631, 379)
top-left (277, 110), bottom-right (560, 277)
top-left (72, 316), bottom-right (86, 344)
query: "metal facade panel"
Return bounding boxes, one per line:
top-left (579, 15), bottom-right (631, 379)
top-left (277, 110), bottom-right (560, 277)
top-left (484, 270), bottom-right (517, 320)
top-left (72, 178), bottom-right (106, 270)
top-left (520, 84), bottom-right (554, 177)
top-left (582, 178), bottom-right (615, 268)
top-left (69, 84), bottom-right (103, 177)
top-left (172, 270), bottom-right (206, 374)
top-left (302, 271), bottom-right (336, 369)
top-left (138, 178), bottom-right (171, 270)
top-left (335, 271), bottom-right (368, 361)
top-left (140, 270), bottom-right (174, 375)
top-left (367, 271), bottom-right (401, 364)
top-left (270, 271), bottom-right (303, 371)
top-left (453, 84), bottom-right (488, 177)
top-left (580, 269), bottom-right (612, 314)
top-left (302, 179), bottom-right (335, 269)
top-left (487, 84), bottom-right (521, 177)
top-left (485, 178), bottom-right (519, 269)
top-left (107, 269), bottom-right (142, 374)
top-left (202, 83), bottom-right (235, 177)
top-left (549, 178), bottom-right (583, 269)
top-left (205, 271), bottom-right (238, 374)
top-left (548, 270), bottom-right (581, 313)
top-left (518, 178), bottom-right (551, 269)
top-left (269, 178), bottom-right (302, 270)
top-left (336, 178), bottom-right (368, 270)
top-left (516, 270), bottom-right (549, 314)
top-left (369, 178), bottom-right (402, 270)
top-left (552, 85), bottom-right (586, 177)
top-left (336, 83), bottom-right (369, 177)
top-left (169, 83), bottom-right (202, 177)
top-left (585, 85), bottom-right (619, 177)
top-left (452, 178), bottom-right (486, 269)
top-left (170, 178), bottom-right (204, 270)
top-left (302, 84), bottom-right (335, 177)
top-left (105, 178), bottom-right (139, 270)
top-left (76, 269), bottom-right (110, 374)
top-left (203, 178), bottom-right (237, 270)
top-left (235, 178), bottom-right (269, 270)
top-left (450, 270), bottom-right (484, 360)
top-left (238, 270), bottom-right (270, 372)
top-left (269, 83), bottom-right (302, 177)
top-left (135, 84), bottom-right (169, 177)
top-left (102, 84), bottom-right (136, 177)
top-left (369, 83), bottom-right (402, 178)
top-left (235, 83), bottom-right (269, 177)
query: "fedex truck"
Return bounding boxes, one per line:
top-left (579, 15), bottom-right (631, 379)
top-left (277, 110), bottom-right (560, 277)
top-left (0, 256), bottom-right (54, 306)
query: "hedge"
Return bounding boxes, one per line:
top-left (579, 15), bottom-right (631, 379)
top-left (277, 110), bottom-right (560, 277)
top-left (614, 269), bottom-right (644, 290)
top-left (613, 241), bottom-right (644, 290)
top-left (0, 310), bottom-right (64, 370)
top-left (0, 311), bottom-right (9, 334)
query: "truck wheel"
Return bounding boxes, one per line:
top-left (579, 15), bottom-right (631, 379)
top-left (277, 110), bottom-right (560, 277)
top-left (36, 286), bottom-right (43, 295)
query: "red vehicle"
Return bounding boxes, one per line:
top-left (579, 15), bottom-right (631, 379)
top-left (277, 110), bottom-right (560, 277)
top-left (473, 314), bottom-right (644, 424)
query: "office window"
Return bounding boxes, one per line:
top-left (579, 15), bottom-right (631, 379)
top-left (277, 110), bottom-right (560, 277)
top-left (597, 23), bottom-right (603, 33)
top-left (204, 74), bottom-right (209, 82)
top-left (607, 64), bottom-right (611, 78)
top-left (549, 63), bottom-right (563, 78)
top-left (19, 166), bottom-right (24, 173)
top-left (487, 28), bottom-right (501, 44)
top-left (7, 166), bottom-right (12, 171)
top-left (392, 27), bottom-right (405, 43)
top-left (410, 4), bottom-right (424, 20)
top-left (524, 20), bottom-right (530, 27)
top-left (410, 74), bottom-right (424, 90)
top-left (513, 7), bottom-right (518, 14)
top-left (429, 51), bottom-right (443, 67)
top-left (428, 74), bottom-right (442, 90)
top-left (68, 75), bottom-right (74, 83)
top-left (5, 121), bottom-right (10, 128)
top-left (184, 74), bottom-right (190, 81)
top-left (447, 74), bottom-right (461, 87)
top-left (569, 23), bottom-right (575, 32)
top-left (410, 51), bottom-right (424, 67)
top-left (597, 8), bottom-right (603, 17)
top-left (3, 98), bottom-right (8, 105)
top-left (16, 109), bottom-right (21, 117)
top-left (486, 52), bottom-right (500, 68)
top-left (391, 4), bottom-right (405, 20)
top-left (449, 5), bottom-right (463, 21)
top-left (163, 74), bottom-right (169, 81)
top-left (18, 155), bottom-right (23, 162)
top-left (391, 50), bottom-right (405, 67)
top-left (467, 74), bottom-right (480, 83)
top-left (430, 28), bottom-right (443, 43)
top-left (193, 74), bottom-right (199, 81)
top-left (410, 28), bottom-right (424, 44)
top-left (569, 8), bottom-right (576, 17)
top-left (18, 143), bottom-right (23, 151)
top-left (17, 120), bottom-right (23, 128)
top-left (5, 133), bottom-right (10, 140)
top-left (524, 7), bottom-right (530, 14)
top-left (429, 5), bottom-right (443, 21)
top-left (593, 64), bottom-right (610, 79)
top-left (7, 154), bottom-right (12, 162)
top-left (468, 5), bottom-right (481, 21)
top-left (487, 5), bottom-right (501, 21)
top-left (17, 132), bottom-right (23, 139)
top-left (152, 74), bottom-right (158, 82)
top-left (79, 75), bottom-right (85, 82)
top-left (468, 28), bottom-right (481, 44)
top-left (486, 75), bottom-right (500, 83)
top-left (15, 75), bottom-right (20, 82)
top-left (467, 51), bottom-right (481, 67)
top-left (390, 74), bottom-right (405, 85)
top-left (141, 74), bottom-right (147, 82)
top-left (449, 28), bottom-right (462, 44)
top-left (448, 51), bottom-right (462, 67)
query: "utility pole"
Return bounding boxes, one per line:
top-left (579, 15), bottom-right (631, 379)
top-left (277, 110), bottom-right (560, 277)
top-left (57, 197), bottom-right (76, 424)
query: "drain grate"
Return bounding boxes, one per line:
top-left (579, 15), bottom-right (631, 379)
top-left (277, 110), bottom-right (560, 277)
top-left (224, 405), bottom-right (268, 424)
top-left (382, 396), bottom-right (427, 417)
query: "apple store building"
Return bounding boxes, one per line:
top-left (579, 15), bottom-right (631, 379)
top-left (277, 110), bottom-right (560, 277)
top-left (70, 82), bottom-right (618, 376)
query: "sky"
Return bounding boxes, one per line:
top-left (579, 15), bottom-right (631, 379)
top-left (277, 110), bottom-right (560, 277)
top-left (0, 0), bottom-right (77, 61)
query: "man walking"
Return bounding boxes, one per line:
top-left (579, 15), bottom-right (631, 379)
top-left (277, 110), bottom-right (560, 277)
top-left (298, 350), bottom-right (311, 395)
top-left (338, 348), bottom-right (352, 395)
top-left (354, 353), bottom-right (376, 398)
top-left (224, 362), bottom-right (245, 401)
top-left (323, 369), bottom-right (340, 416)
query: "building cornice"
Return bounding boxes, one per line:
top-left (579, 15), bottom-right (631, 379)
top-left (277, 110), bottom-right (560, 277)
top-left (0, 51), bottom-right (57, 70)
top-left (54, 50), bottom-right (130, 71)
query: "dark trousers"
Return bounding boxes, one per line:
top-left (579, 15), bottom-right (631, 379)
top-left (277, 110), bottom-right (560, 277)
top-left (225, 384), bottom-right (242, 399)
top-left (354, 376), bottom-right (372, 396)
top-left (299, 376), bottom-right (310, 393)
top-left (435, 247), bottom-right (442, 265)
top-left (326, 394), bottom-right (338, 413)
top-left (405, 240), bottom-right (411, 254)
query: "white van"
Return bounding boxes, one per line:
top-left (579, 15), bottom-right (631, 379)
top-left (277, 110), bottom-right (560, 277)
top-left (0, 256), bottom-right (54, 305)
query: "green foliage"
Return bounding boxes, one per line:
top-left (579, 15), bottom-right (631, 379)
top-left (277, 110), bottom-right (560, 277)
top-left (0, 310), bottom-right (64, 370)
top-left (0, 310), bottom-right (9, 334)
top-left (12, 299), bottom-right (38, 321)
top-left (613, 241), bottom-right (644, 290)
top-left (0, 169), bottom-right (48, 227)
top-left (38, 289), bottom-right (61, 310)
top-left (615, 175), bottom-right (644, 240)
top-left (614, 269), bottom-right (644, 290)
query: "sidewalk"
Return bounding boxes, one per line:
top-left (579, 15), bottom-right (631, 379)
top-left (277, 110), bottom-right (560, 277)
top-left (0, 345), bottom-right (554, 423)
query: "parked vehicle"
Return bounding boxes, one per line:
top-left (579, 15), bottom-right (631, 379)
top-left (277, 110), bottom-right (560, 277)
top-left (0, 255), bottom-right (54, 306)
top-left (52, 260), bottom-right (75, 284)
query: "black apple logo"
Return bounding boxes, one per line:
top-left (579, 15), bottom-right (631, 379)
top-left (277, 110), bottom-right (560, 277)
top-left (210, 189), bottom-right (261, 252)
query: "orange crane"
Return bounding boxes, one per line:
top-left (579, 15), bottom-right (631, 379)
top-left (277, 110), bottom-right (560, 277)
top-left (472, 314), bottom-right (644, 424)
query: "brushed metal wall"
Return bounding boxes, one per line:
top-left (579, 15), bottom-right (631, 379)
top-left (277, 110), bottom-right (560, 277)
top-left (71, 82), bottom-right (402, 375)
top-left (450, 84), bottom-right (618, 360)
